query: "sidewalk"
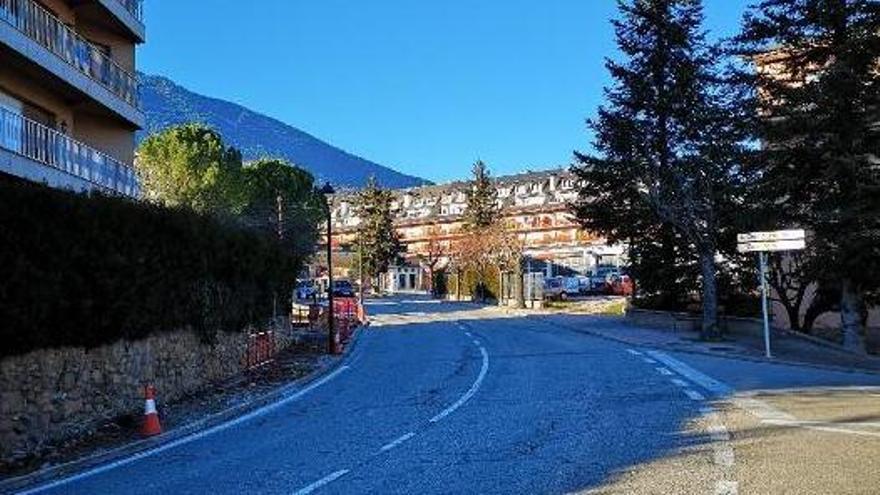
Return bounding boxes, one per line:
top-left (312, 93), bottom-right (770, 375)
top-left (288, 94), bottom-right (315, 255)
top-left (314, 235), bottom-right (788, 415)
top-left (539, 313), bottom-right (880, 373)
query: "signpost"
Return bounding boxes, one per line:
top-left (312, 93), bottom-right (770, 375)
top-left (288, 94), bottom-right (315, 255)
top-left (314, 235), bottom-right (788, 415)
top-left (737, 230), bottom-right (806, 358)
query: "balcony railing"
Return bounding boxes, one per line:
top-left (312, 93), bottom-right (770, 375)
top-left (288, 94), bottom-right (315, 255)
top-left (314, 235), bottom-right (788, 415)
top-left (115, 0), bottom-right (143, 22)
top-left (0, 0), bottom-right (140, 109)
top-left (0, 107), bottom-right (140, 197)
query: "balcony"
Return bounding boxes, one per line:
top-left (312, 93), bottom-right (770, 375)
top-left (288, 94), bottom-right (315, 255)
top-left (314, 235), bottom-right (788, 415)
top-left (0, 0), bottom-right (140, 110)
top-left (0, 106), bottom-right (139, 197)
top-left (115, 0), bottom-right (142, 22)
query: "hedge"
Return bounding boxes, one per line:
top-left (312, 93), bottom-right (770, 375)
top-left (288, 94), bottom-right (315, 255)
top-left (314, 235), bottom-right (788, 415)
top-left (0, 177), bottom-right (299, 358)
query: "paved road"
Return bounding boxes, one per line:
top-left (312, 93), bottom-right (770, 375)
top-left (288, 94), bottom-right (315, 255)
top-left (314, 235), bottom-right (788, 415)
top-left (19, 297), bottom-right (880, 494)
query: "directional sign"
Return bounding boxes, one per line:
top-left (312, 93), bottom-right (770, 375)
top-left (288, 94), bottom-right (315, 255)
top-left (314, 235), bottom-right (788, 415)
top-left (737, 238), bottom-right (806, 253)
top-left (737, 229), bottom-right (805, 244)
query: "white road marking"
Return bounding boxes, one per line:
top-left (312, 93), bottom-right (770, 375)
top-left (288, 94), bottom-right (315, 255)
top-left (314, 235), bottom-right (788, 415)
top-left (641, 357), bottom-right (657, 364)
top-left (464, 331), bottom-right (473, 337)
top-left (18, 365), bottom-right (351, 495)
top-left (646, 351), bottom-right (732, 396)
top-left (714, 445), bottom-right (735, 467)
top-left (472, 339), bottom-right (480, 346)
top-left (715, 480), bottom-right (739, 495)
top-left (293, 469), bottom-right (350, 495)
top-left (656, 367), bottom-right (673, 376)
top-left (626, 349), bottom-right (643, 356)
top-left (379, 432), bottom-right (415, 452)
top-left (684, 389), bottom-right (706, 401)
top-left (430, 343), bottom-right (490, 423)
top-left (671, 378), bottom-right (689, 388)
top-left (763, 419), bottom-right (880, 438)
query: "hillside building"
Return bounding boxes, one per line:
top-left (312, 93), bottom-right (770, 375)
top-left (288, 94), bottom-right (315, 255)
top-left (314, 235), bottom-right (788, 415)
top-left (329, 169), bottom-right (624, 293)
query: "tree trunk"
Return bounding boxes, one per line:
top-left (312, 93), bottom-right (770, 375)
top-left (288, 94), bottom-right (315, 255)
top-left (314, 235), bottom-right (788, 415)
top-left (699, 250), bottom-right (720, 341)
top-left (515, 261), bottom-right (526, 309)
top-left (839, 278), bottom-right (865, 353)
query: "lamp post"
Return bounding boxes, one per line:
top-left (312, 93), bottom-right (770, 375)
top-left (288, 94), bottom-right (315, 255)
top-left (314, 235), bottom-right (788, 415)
top-left (319, 182), bottom-right (336, 355)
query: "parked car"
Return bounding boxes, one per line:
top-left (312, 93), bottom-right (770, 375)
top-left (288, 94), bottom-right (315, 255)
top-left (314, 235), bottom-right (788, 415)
top-left (607, 274), bottom-right (634, 296)
top-left (563, 276), bottom-right (581, 297)
top-left (543, 277), bottom-right (567, 300)
top-left (295, 279), bottom-right (316, 300)
top-left (590, 267), bottom-right (622, 294)
top-left (328, 279), bottom-right (355, 298)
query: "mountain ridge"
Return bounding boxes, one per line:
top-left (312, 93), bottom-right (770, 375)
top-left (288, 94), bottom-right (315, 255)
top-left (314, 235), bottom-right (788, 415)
top-left (138, 74), bottom-right (429, 189)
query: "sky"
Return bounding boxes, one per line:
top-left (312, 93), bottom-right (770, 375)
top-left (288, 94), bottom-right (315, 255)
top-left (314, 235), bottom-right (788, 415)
top-left (139, 0), bottom-right (753, 184)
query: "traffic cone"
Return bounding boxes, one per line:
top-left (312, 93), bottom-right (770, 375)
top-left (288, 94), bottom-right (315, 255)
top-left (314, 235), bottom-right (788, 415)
top-left (141, 385), bottom-right (162, 437)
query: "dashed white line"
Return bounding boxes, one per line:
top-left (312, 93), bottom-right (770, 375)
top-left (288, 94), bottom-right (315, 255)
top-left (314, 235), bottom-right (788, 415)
top-left (647, 351), bottom-right (732, 396)
top-left (671, 378), bottom-right (689, 388)
top-left (18, 365), bottom-right (351, 495)
top-left (379, 432), bottom-right (415, 452)
top-left (626, 349), bottom-right (643, 356)
top-left (715, 480), bottom-right (739, 495)
top-left (293, 469), bottom-right (351, 495)
top-left (684, 389), bottom-right (706, 401)
top-left (641, 357), bottom-right (657, 364)
top-left (656, 367), bottom-right (673, 376)
top-left (430, 343), bottom-right (490, 423)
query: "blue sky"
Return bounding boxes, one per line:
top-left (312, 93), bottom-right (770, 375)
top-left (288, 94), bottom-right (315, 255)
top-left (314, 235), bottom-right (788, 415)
top-left (139, 0), bottom-right (752, 184)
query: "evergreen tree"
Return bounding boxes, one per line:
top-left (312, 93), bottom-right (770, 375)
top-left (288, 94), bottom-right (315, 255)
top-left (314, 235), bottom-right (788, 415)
top-left (574, 0), bottom-right (753, 339)
top-left (355, 176), bottom-right (401, 281)
top-left (462, 160), bottom-right (499, 231)
top-left (734, 0), bottom-right (880, 351)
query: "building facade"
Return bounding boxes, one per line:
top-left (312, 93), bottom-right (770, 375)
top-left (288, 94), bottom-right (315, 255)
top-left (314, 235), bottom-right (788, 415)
top-left (0, 0), bottom-right (144, 196)
top-left (330, 169), bottom-right (624, 293)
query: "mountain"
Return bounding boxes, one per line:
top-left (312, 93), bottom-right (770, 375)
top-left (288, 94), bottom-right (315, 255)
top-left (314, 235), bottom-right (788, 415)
top-left (137, 74), bottom-right (428, 189)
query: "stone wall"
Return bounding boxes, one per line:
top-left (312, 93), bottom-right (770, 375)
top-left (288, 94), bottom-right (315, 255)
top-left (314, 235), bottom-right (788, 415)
top-left (0, 324), bottom-right (293, 462)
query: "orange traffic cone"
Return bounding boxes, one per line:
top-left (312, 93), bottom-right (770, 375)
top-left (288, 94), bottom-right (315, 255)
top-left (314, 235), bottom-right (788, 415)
top-left (141, 385), bottom-right (162, 437)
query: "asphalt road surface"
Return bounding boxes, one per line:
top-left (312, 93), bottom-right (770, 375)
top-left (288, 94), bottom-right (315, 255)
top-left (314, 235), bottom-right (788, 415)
top-left (18, 297), bottom-right (880, 494)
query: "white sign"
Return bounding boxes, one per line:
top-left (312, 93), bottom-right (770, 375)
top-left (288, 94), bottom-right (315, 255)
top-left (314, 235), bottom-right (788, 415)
top-left (737, 238), bottom-right (806, 253)
top-left (737, 229), bottom-right (805, 243)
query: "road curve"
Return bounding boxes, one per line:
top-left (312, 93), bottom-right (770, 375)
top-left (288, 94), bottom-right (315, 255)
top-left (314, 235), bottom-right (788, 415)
top-left (23, 297), bottom-right (877, 494)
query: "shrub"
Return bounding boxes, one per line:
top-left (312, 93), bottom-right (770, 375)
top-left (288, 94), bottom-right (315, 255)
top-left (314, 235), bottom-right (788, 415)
top-left (0, 178), bottom-right (300, 357)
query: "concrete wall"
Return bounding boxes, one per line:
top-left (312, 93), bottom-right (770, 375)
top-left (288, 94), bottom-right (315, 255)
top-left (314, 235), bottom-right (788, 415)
top-left (73, 111), bottom-right (135, 163)
top-left (626, 309), bottom-right (766, 338)
top-left (0, 325), bottom-right (295, 462)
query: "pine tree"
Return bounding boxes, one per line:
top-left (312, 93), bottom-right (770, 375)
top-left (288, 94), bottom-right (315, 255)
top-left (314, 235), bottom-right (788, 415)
top-left (355, 176), bottom-right (401, 282)
top-left (462, 160), bottom-right (499, 231)
top-left (574, 0), bottom-right (753, 340)
top-left (734, 0), bottom-right (880, 351)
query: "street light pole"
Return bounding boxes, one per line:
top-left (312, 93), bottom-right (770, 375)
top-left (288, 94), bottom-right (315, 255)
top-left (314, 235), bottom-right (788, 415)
top-left (320, 182), bottom-right (336, 355)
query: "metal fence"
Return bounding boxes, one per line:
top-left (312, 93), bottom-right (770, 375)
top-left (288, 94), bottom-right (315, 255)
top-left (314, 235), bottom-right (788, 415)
top-left (0, 0), bottom-right (140, 108)
top-left (0, 107), bottom-right (140, 196)
top-left (116, 0), bottom-right (143, 22)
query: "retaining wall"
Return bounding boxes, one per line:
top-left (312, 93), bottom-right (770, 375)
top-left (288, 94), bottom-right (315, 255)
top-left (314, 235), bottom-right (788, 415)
top-left (626, 308), bottom-right (766, 337)
top-left (0, 324), bottom-right (293, 462)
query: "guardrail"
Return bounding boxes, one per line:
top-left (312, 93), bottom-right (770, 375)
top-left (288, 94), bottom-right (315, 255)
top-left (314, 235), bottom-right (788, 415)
top-left (0, 0), bottom-right (140, 109)
top-left (0, 107), bottom-right (139, 197)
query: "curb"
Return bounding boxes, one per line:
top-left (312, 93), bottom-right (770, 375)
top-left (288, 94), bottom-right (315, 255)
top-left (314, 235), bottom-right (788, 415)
top-left (536, 315), bottom-right (880, 377)
top-left (0, 327), bottom-right (365, 495)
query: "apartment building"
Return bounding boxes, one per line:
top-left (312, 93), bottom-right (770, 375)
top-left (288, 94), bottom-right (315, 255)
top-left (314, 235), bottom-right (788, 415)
top-left (0, 0), bottom-right (144, 197)
top-left (330, 169), bottom-right (624, 293)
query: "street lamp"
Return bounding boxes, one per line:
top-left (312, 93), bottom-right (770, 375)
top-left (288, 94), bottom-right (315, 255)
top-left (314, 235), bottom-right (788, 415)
top-left (319, 182), bottom-right (336, 354)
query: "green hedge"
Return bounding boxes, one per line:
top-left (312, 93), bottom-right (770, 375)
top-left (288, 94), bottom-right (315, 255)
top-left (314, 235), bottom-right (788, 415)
top-left (0, 178), bottom-right (299, 357)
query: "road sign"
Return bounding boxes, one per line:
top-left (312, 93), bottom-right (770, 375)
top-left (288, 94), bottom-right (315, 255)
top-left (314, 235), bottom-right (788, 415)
top-left (737, 238), bottom-right (806, 253)
top-left (736, 229), bottom-right (805, 243)
top-left (736, 229), bottom-right (807, 359)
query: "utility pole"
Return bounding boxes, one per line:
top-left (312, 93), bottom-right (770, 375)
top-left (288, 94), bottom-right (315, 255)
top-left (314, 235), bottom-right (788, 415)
top-left (320, 183), bottom-right (336, 355)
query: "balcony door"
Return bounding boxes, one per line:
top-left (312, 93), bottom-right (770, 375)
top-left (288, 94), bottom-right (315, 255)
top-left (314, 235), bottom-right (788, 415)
top-left (0, 90), bottom-right (23, 154)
